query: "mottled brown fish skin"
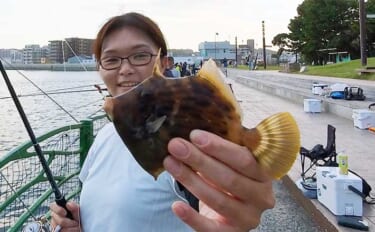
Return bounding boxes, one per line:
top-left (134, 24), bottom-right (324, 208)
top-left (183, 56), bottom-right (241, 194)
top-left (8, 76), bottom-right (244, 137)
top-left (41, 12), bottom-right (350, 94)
top-left (110, 75), bottom-right (244, 178)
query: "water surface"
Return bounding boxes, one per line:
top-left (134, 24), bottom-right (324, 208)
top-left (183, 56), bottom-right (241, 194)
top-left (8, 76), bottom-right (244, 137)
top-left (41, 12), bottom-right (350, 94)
top-left (0, 70), bottom-right (104, 157)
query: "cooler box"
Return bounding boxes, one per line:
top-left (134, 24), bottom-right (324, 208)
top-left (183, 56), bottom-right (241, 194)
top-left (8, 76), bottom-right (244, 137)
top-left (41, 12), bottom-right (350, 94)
top-left (316, 167), bottom-right (363, 216)
top-left (312, 84), bottom-right (328, 95)
top-left (352, 109), bottom-right (375, 129)
top-left (304, 99), bottom-right (321, 113)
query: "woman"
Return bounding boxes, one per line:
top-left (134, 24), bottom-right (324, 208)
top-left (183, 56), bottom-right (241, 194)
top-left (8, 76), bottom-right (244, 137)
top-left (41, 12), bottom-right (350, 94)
top-left (50, 12), bottom-right (275, 232)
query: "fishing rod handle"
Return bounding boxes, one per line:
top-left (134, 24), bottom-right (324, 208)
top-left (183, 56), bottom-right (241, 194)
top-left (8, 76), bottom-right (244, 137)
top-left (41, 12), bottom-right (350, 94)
top-left (55, 195), bottom-right (74, 219)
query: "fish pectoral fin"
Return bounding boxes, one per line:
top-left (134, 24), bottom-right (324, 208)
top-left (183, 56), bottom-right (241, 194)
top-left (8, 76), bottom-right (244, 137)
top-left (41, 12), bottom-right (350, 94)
top-left (146, 115), bottom-right (167, 133)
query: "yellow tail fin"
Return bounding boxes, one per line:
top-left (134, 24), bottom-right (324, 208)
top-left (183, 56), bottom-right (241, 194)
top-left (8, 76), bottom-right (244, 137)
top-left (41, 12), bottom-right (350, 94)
top-left (243, 112), bottom-right (300, 179)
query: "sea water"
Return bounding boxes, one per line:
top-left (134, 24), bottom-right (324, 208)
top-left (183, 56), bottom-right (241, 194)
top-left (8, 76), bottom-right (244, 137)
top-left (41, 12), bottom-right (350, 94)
top-left (0, 70), bottom-right (104, 157)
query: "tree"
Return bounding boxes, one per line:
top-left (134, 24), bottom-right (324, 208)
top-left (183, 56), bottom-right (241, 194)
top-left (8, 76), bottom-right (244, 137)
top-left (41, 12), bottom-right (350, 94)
top-left (272, 33), bottom-right (301, 64)
top-left (272, 0), bottom-right (375, 63)
top-left (272, 33), bottom-right (290, 64)
top-left (288, 0), bottom-right (359, 64)
top-left (367, 0), bottom-right (375, 56)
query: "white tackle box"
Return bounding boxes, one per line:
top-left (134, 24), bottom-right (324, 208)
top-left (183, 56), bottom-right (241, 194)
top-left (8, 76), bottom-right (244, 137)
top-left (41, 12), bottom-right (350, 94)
top-left (352, 109), bottom-right (375, 129)
top-left (304, 99), bottom-right (322, 113)
top-left (312, 83), bottom-right (328, 95)
top-left (317, 167), bottom-right (363, 216)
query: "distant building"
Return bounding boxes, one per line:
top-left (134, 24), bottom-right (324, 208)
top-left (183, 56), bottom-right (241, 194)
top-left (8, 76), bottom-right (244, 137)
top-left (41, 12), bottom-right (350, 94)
top-left (168, 49), bottom-right (195, 57)
top-left (173, 56), bottom-right (204, 65)
top-left (48, 38), bottom-right (94, 64)
top-left (0, 49), bottom-right (23, 64)
top-left (64, 37), bottom-right (94, 61)
top-left (198, 41), bottom-right (235, 61)
top-left (48, 40), bottom-right (64, 64)
top-left (67, 55), bottom-right (95, 64)
top-left (22, 45), bottom-right (48, 64)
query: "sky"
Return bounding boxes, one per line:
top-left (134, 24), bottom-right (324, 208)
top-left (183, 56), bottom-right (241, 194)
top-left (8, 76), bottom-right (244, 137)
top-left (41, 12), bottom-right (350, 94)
top-left (0, 0), bottom-right (304, 52)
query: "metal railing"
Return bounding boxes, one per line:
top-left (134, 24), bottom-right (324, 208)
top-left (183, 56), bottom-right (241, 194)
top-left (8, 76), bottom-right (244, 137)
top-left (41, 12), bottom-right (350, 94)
top-left (0, 114), bottom-right (109, 232)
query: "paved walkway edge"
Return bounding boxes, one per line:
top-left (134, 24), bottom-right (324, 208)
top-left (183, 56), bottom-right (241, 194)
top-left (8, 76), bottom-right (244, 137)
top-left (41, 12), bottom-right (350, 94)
top-left (282, 176), bottom-right (338, 232)
top-left (228, 72), bottom-right (375, 231)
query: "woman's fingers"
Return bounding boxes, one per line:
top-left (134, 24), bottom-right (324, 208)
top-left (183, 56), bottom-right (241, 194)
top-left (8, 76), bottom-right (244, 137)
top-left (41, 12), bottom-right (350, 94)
top-left (171, 201), bottom-right (226, 232)
top-left (166, 134), bottom-right (274, 208)
top-left (165, 129), bottom-right (275, 231)
top-left (190, 129), bottom-right (271, 182)
top-left (50, 202), bottom-right (80, 230)
top-left (164, 156), bottom-right (262, 229)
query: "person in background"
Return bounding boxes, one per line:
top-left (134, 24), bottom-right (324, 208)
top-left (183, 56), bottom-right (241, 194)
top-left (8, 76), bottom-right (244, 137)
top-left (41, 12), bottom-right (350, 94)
top-left (175, 62), bottom-right (181, 75)
top-left (163, 56), bottom-right (174, 77)
top-left (50, 12), bottom-right (274, 232)
top-left (181, 61), bottom-right (188, 76)
top-left (166, 56), bottom-right (181, 77)
top-left (222, 57), bottom-right (228, 68)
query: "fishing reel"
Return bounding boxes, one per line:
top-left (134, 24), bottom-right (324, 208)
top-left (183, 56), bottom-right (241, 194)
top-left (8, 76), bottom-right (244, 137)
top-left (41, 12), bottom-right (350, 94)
top-left (22, 217), bottom-right (51, 232)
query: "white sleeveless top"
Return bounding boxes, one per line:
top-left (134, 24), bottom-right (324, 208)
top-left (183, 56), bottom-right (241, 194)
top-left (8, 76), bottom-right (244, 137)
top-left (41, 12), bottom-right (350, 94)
top-left (79, 123), bottom-right (192, 232)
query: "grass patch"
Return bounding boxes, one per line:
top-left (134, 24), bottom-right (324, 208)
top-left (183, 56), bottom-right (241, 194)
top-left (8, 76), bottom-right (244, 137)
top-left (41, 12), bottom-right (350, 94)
top-left (237, 57), bottom-right (375, 81)
top-left (302, 58), bottom-right (375, 80)
top-left (234, 58), bottom-right (375, 80)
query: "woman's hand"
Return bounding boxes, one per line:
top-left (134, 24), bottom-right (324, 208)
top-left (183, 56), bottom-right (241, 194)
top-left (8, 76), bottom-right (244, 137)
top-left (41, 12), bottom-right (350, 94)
top-left (50, 201), bottom-right (80, 232)
top-left (164, 129), bottom-right (275, 232)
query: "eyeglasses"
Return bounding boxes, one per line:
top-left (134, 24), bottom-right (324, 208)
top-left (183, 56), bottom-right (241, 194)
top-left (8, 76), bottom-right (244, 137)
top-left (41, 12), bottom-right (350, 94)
top-left (100, 52), bottom-right (157, 70)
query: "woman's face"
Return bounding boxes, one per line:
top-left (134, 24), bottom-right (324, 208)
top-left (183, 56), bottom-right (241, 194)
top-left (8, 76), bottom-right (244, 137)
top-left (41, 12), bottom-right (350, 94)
top-left (99, 26), bottom-right (165, 97)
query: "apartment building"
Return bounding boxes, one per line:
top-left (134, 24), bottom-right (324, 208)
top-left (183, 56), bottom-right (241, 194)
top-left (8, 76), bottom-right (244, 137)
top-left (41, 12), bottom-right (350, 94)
top-left (48, 40), bottom-right (64, 64)
top-left (64, 37), bottom-right (94, 61)
top-left (48, 38), bottom-right (94, 63)
top-left (22, 45), bottom-right (48, 64)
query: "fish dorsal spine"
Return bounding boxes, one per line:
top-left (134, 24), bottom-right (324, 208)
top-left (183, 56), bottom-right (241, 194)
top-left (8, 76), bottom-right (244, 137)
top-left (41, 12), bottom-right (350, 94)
top-left (197, 59), bottom-right (242, 118)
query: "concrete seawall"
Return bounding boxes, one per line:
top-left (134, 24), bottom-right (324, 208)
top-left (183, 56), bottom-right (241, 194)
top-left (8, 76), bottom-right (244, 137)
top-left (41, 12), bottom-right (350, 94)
top-left (3, 63), bottom-right (97, 71)
top-left (228, 69), bottom-right (375, 121)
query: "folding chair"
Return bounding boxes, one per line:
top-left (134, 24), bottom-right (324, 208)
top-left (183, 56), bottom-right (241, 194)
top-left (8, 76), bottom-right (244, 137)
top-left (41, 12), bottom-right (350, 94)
top-left (300, 124), bottom-right (338, 182)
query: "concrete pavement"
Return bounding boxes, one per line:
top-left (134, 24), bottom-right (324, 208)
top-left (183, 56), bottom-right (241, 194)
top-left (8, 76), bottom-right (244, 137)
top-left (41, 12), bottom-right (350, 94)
top-left (226, 69), bottom-right (375, 231)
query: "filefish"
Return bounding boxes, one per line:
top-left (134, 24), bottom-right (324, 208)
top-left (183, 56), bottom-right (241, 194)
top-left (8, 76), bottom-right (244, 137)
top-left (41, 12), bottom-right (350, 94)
top-left (104, 57), bottom-right (300, 179)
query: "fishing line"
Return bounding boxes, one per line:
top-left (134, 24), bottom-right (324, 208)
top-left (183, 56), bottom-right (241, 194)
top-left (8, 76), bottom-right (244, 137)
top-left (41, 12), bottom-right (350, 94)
top-left (41, 99), bottom-right (105, 123)
top-left (87, 107), bottom-right (107, 118)
top-left (0, 58), bottom-right (106, 230)
top-left (0, 60), bottom-right (74, 220)
top-left (0, 89), bottom-right (104, 100)
top-left (0, 171), bottom-right (39, 221)
top-left (0, 58), bottom-right (79, 123)
top-left (42, 84), bottom-right (106, 93)
top-left (63, 40), bottom-right (87, 72)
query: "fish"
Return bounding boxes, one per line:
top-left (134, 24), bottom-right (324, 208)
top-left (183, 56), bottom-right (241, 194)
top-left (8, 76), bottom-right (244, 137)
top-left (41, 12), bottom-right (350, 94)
top-left (103, 56), bottom-right (300, 179)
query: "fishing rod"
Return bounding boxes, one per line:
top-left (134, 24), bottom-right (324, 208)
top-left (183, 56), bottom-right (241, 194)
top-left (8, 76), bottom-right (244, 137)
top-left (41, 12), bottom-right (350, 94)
top-left (0, 60), bottom-right (73, 219)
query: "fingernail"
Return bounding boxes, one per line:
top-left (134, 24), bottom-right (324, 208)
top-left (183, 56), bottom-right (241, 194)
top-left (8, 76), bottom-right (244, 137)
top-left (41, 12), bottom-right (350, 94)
top-left (164, 156), bottom-right (182, 175)
top-left (190, 129), bottom-right (208, 146)
top-left (170, 140), bottom-right (189, 158)
top-left (173, 202), bottom-right (188, 219)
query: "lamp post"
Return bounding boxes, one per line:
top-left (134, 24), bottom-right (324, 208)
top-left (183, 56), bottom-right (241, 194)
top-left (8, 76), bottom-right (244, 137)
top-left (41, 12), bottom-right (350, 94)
top-left (235, 36), bottom-right (238, 67)
top-left (215, 32), bottom-right (219, 61)
top-left (262, 20), bottom-right (267, 69)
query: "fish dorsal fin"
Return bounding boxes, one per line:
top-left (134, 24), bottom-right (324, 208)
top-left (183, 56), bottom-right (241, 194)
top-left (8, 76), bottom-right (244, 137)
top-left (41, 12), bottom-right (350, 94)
top-left (197, 59), bottom-right (242, 118)
top-left (152, 48), bottom-right (164, 78)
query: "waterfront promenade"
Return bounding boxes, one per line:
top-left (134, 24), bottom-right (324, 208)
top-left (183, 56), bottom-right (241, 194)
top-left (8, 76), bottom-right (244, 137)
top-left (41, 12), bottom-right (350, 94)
top-left (227, 69), bottom-right (375, 231)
